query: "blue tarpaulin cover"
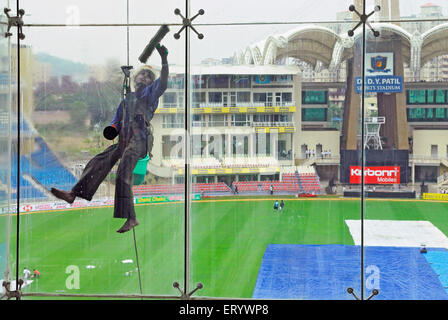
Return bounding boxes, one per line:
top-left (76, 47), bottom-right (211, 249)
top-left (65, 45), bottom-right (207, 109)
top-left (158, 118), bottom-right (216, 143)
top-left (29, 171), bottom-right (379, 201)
top-left (252, 244), bottom-right (448, 300)
top-left (423, 249), bottom-right (448, 295)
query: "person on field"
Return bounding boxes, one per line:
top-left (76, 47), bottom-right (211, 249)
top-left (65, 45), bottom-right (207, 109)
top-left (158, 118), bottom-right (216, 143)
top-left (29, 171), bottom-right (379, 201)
top-left (273, 200), bottom-right (279, 211)
top-left (280, 199), bottom-right (284, 211)
top-left (32, 269), bottom-right (40, 278)
top-left (23, 267), bottom-right (31, 280)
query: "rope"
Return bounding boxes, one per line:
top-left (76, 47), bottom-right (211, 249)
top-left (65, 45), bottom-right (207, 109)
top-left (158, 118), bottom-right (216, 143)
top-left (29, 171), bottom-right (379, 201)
top-left (132, 228), bottom-right (143, 299)
top-left (125, 0), bottom-right (142, 299)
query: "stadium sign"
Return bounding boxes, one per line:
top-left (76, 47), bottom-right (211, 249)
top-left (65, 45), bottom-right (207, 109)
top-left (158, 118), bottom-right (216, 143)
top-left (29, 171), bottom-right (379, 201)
top-left (0, 194), bottom-right (203, 215)
top-left (355, 75), bottom-right (403, 93)
top-left (135, 194), bottom-right (201, 204)
top-left (366, 53), bottom-right (393, 76)
top-left (349, 166), bottom-right (400, 184)
top-left (355, 52), bottom-right (402, 93)
top-left (254, 75), bottom-right (270, 84)
top-left (423, 193), bottom-right (448, 201)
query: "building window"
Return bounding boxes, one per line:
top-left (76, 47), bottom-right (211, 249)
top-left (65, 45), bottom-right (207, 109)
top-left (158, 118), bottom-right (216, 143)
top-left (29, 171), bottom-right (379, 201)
top-left (407, 108), bottom-right (426, 121)
top-left (231, 114), bottom-right (248, 126)
top-left (253, 92), bottom-right (266, 104)
top-left (232, 135), bottom-right (249, 155)
top-left (302, 108), bottom-right (327, 121)
top-left (407, 89), bottom-right (447, 105)
top-left (207, 75), bottom-right (229, 88)
top-left (192, 91), bottom-right (206, 107)
top-left (162, 114), bottom-right (184, 128)
top-left (163, 92), bottom-right (177, 107)
top-left (167, 75), bottom-right (184, 89)
top-left (192, 75), bottom-right (206, 89)
top-left (407, 108), bottom-right (448, 122)
top-left (209, 92), bottom-right (222, 103)
top-left (435, 90), bottom-right (446, 104)
top-left (436, 108), bottom-right (445, 120)
top-left (210, 114), bottom-right (225, 127)
top-left (302, 90), bottom-right (327, 104)
top-left (230, 75), bottom-right (251, 88)
top-left (431, 145), bottom-right (438, 158)
top-left (282, 92), bottom-right (292, 103)
top-left (237, 91), bottom-right (250, 103)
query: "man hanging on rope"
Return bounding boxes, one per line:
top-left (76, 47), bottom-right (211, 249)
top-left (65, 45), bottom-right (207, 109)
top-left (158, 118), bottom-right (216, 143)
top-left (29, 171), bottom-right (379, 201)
top-left (50, 44), bottom-right (169, 233)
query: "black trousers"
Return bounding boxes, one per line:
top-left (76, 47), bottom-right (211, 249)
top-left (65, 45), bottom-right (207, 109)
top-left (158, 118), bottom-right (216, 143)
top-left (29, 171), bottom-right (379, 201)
top-left (71, 134), bottom-right (147, 219)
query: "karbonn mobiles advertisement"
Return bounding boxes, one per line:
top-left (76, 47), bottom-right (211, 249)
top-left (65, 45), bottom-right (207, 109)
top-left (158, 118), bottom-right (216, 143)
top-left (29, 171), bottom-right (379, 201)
top-left (349, 166), bottom-right (400, 184)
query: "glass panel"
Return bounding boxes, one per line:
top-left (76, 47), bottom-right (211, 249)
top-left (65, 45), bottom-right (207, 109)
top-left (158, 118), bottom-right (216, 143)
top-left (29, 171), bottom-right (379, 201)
top-left (435, 108), bottom-right (445, 120)
top-left (364, 0), bottom-right (448, 300)
top-left (302, 108), bottom-right (327, 121)
top-left (427, 89), bottom-right (435, 104)
top-left (129, 26), bottom-right (186, 297)
top-left (408, 108), bottom-right (426, 122)
top-left (435, 90), bottom-right (446, 104)
top-left (17, 25), bottom-right (182, 298)
top-left (190, 14), bottom-right (359, 299)
top-left (9, 0), bottom-right (448, 302)
top-left (408, 89), bottom-right (426, 104)
top-left (16, 26), bottom-right (126, 297)
top-left (302, 90), bottom-right (328, 104)
top-left (0, 0), bottom-right (13, 291)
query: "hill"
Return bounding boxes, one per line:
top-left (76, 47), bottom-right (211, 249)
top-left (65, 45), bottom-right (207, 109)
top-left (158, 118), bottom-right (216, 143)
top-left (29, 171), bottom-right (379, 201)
top-left (34, 52), bottom-right (90, 82)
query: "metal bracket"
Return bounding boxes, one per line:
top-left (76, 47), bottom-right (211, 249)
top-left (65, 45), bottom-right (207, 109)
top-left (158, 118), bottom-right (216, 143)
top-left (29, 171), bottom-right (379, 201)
top-left (1, 279), bottom-right (24, 300)
top-left (347, 4), bottom-right (380, 38)
top-left (173, 8), bottom-right (204, 40)
top-left (3, 7), bottom-right (25, 39)
top-left (173, 281), bottom-right (203, 299)
top-left (347, 287), bottom-right (379, 300)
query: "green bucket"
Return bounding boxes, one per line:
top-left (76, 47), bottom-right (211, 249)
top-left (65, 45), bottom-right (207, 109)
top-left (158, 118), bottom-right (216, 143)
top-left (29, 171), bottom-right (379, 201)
top-left (133, 154), bottom-right (150, 185)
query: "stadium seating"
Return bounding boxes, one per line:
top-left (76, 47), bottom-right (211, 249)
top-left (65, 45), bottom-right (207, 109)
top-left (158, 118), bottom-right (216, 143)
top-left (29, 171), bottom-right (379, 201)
top-left (229, 168), bottom-right (321, 195)
top-left (297, 172), bottom-right (321, 194)
top-left (0, 133), bottom-right (78, 200)
top-left (132, 182), bottom-right (231, 195)
top-left (192, 182), bottom-right (230, 192)
top-left (232, 177), bottom-right (300, 193)
top-left (0, 112), bottom-right (34, 134)
top-left (29, 137), bottom-right (77, 192)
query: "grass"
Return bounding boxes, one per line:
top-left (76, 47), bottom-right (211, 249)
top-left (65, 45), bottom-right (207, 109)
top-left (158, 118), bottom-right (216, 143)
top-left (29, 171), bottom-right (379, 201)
top-left (1, 196), bottom-right (448, 299)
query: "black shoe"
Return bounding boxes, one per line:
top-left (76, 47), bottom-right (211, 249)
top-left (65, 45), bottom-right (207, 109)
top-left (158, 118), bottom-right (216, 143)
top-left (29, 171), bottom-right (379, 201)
top-left (50, 188), bottom-right (75, 204)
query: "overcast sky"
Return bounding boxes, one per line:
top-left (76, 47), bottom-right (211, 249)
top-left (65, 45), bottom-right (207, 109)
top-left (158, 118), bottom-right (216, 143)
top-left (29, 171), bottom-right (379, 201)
top-left (15, 0), bottom-right (448, 67)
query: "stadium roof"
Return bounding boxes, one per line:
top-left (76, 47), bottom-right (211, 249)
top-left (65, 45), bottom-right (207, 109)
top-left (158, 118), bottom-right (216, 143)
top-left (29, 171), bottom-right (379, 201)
top-left (169, 64), bottom-right (301, 75)
top-left (233, 22), bottom-right (448, 76)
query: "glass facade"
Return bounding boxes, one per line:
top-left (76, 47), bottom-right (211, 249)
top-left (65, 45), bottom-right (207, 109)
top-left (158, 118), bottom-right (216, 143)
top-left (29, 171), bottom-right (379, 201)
top-left (407, 89), bottom-right (448, 105)
top-left (1, 0), bottom-right (448, 303)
